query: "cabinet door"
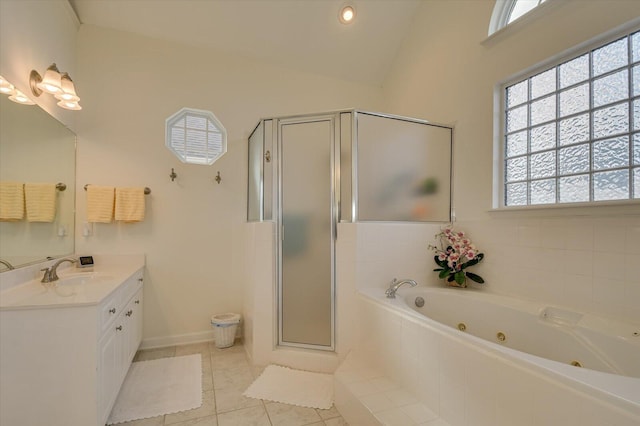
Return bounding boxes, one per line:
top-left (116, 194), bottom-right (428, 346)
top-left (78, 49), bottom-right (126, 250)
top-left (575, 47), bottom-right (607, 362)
top-left (98, 327), bottom-right (119, 423)
top-left (125, 288), bottom-right (143, 364)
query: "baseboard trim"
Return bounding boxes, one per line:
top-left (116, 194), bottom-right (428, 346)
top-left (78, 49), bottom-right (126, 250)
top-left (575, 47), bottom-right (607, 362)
top-left (140, 330), bottom-right (215, 349)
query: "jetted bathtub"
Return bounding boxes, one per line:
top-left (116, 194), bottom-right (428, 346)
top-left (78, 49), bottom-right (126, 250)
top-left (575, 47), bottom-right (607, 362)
top-left (358, 286), bottom-right (640, 420)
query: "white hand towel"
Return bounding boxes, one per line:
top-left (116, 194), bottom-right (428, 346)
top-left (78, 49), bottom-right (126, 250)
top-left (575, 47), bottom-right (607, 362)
top-left (0, 181), bottom-right (25, 221)
top-left (115, 187), bottom-right (145, 222)
top-left (24, 182), bottom-right (56, 222)
top-left (87, 185), bottom-right (115, 223)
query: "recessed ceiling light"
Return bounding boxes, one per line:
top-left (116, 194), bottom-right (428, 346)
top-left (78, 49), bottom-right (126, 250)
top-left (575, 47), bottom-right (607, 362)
top-left (339, 4), bottom-right (356, 24)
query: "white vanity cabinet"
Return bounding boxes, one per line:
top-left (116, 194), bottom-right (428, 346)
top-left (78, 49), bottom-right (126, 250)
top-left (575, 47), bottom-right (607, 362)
top-left (0, 258), bottom-right (145, 426)
top-left (98, 271), bottom-right (144, 424)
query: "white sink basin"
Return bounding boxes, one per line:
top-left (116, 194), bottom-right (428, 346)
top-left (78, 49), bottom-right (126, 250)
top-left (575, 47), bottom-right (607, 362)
top-left (56, 272), bottom-right (114, 286)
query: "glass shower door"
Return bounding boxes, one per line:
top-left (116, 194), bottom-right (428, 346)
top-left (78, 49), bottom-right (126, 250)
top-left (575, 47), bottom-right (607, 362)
top-left (279, 117), bottom-right (335, 349)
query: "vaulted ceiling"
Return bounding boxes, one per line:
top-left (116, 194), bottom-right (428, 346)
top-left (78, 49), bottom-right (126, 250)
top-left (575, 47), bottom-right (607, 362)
top-left (69, 0), bottom-right (422, 87)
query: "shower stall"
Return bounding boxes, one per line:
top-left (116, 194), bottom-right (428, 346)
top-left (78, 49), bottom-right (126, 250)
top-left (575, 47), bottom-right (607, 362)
top-left (247, 110), bottom-right (452, 353)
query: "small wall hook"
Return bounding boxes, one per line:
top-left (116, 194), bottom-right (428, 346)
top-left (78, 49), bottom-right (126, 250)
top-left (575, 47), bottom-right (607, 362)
top-left (169, 168), bottom-right (177, 182)
top-left (215, 171), bottom-right (222, 184)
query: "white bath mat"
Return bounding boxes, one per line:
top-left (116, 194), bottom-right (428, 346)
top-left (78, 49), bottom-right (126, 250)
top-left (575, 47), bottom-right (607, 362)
top-left (243, 364), bottom-right (333, 409)
top-left (107, 354), bottom-right (202, 425)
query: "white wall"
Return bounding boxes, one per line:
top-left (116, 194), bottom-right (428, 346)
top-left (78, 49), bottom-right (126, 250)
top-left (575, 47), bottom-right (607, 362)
top-left (381, 0), bottom-right (640, 324)
top-left (75, 24), bottom-right (384, 345)
top-left (0, 0), bottom-right (78, 130)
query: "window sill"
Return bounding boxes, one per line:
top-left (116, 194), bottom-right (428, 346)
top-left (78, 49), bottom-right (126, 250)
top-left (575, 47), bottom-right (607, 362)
top-left (489, 199), bottom-right (640, 217)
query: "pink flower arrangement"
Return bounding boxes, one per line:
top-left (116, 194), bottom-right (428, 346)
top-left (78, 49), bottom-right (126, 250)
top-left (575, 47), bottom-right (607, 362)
top-left (429, 226), bottom-right (484, 287)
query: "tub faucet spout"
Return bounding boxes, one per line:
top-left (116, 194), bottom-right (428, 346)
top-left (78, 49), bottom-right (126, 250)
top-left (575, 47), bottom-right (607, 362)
top-left (385, 278), bottom-right (417, 298)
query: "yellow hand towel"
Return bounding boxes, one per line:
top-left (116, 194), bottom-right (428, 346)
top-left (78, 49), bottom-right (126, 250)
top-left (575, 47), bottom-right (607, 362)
top-left (0, 181), bottom-right (25, 221)
top-left (25, 182), bottom-right (56, 222)
top-left (115, 187), bottom-right (145, 223)
top-left (87, 185), bottom-right (115, 223)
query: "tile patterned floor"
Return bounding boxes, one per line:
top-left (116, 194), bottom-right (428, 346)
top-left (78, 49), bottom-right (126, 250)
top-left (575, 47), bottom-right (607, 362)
top-left (117, 342), bottom-right (349, 426)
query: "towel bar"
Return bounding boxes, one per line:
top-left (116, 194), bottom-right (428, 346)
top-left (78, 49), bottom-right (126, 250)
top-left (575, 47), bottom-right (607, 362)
top-left (84, 184), bottom-right (151, 195)
top-left (56, 183), bottom-right (66, 191)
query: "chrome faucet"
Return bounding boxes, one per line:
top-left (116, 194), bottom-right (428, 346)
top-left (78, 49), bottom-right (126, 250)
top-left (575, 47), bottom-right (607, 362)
top-left (41, 258), bottom-right (76, 283)
top-left (385, 278), bottom-right (418, 298)
top-left (0, 259), bottom-right (15, 270)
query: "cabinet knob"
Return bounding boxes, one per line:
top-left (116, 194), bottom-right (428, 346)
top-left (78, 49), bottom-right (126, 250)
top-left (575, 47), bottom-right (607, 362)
top-left (134, 300), bottom-right (140, 304)
top-left (116, 325), bottom-right (123, 331)
top-left (109, 308), bottom-right (116, 314)
top-left (126, 310), bottom-right (133, 317)
top-left (138, 278), bottom-right (143, 282)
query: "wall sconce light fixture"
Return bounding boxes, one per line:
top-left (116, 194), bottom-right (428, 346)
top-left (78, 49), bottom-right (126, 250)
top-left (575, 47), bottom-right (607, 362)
top-left (30, 63), bottom-right (82, 110)
top-left (0, 75), bottom-right (35, 105)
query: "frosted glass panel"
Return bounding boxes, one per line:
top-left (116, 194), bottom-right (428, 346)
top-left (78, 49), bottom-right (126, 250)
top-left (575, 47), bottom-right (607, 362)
top-left (634, 99), bottom-right (640, 132)
top-left (559, 83), bottom-right (589, 117)
top-left (507, 80), bottom-right (528, 108)
top-left (530, 95), bottom-right (556, 126)
top-left (530, 151), bottom-right (555, 179)
top-left (506, 157), bottom-right (527, 182)
top-left (634, 168), bottom-right (640, 198)
top-left (506, 182), bottom-right (527, 206)
top-left (592, 38), bottom-right (627, 77)
top-left (633, 65), bottom-right (640, 97)
top-left (634, 133), bottom-right (640, 165)
top-left (560, 54), bottom-right (589, 88)
top-left (281, 120), bottom-right (332, 347)
top-left (593, 70), bottom-right (628, 108)
top-left (559, 144), bottom-right (589, 175)
top-left (506, 130), bottom-right (527, 157)
top-left (531, 123), bottom-right (555, 152)
top-left (593, 170), bottom-right (629, 200)
top-left (593, 137), bottom-right (629, 170)
top-left (559, 175), bottom-right (589, 203)
top-left (531, 69), bottom-right (556, 99)
top-left (559, 114), bottom-right (589, 146)
top-left (530, 179), bottom-right (556, 204)
top-left (357, 113), bottom-right (451, 222)
top-left (593, 103), bottom-right (628, 139)
top-left (507, 105), bottom-right (528, 132)
top-left (247, 122), bottom-right (263, 221)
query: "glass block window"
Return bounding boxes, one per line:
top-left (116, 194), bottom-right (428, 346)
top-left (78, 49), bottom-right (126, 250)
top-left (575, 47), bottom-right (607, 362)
top-left (165, 108), bottom-right (227, 165)
top-left (503, 30), bottom-right (640, 206)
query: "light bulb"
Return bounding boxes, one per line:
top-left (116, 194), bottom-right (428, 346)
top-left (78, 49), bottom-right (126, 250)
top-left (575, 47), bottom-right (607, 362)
top-left (9, 90), bottom-right (35, 105)
top-left (339, 5), bottom-right (356, 24)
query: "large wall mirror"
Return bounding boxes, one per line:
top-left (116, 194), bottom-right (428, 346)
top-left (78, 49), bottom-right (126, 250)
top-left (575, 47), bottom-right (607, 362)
top-left (0, 95), bottom-right (76, 271)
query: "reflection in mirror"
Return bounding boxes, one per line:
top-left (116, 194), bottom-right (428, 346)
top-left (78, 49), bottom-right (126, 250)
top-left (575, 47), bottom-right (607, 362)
top-left (0, 95), bottom-right (76, 271)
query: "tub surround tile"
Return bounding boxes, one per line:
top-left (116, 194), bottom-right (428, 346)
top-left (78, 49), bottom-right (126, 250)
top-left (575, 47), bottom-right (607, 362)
top-left (117, 416), bottom-right (165, 426)
top-left (322, 417), bottom-right (349, 426)
top-left (315, 405), bottom-right (341, 420)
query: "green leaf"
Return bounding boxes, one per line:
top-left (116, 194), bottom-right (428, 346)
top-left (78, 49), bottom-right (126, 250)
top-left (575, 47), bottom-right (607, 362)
top-left (466, 272), bottom-right (485, 283)
top-left (439, 269), bottom-right (450, 279)
top-left (454, 271), bottom-right (465, 284)
top-left (434, 256), bottom-right (447, 268)
top-left (433, 268), bottom-right (444, 272)
top-left (447, 274), bottom-right (455, 282)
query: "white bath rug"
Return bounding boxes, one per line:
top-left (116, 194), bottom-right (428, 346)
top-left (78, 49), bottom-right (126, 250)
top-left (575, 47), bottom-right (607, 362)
top-left (243, 364), bottom-right (333, 409)
top-left (107, 354), bottom-right (202, 425)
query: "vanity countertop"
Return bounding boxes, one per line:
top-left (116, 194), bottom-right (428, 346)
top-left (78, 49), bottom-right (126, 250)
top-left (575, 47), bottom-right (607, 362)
top-left (0, 255), bottom-right (145, 311)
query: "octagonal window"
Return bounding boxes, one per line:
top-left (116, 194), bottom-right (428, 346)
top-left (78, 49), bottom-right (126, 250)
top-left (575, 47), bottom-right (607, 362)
top-left (165, 108), bottom-right (227, 165)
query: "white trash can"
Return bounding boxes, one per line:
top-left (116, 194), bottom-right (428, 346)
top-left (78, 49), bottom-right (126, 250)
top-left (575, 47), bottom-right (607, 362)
top-left (211, 313), bottom-right (241, 348)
